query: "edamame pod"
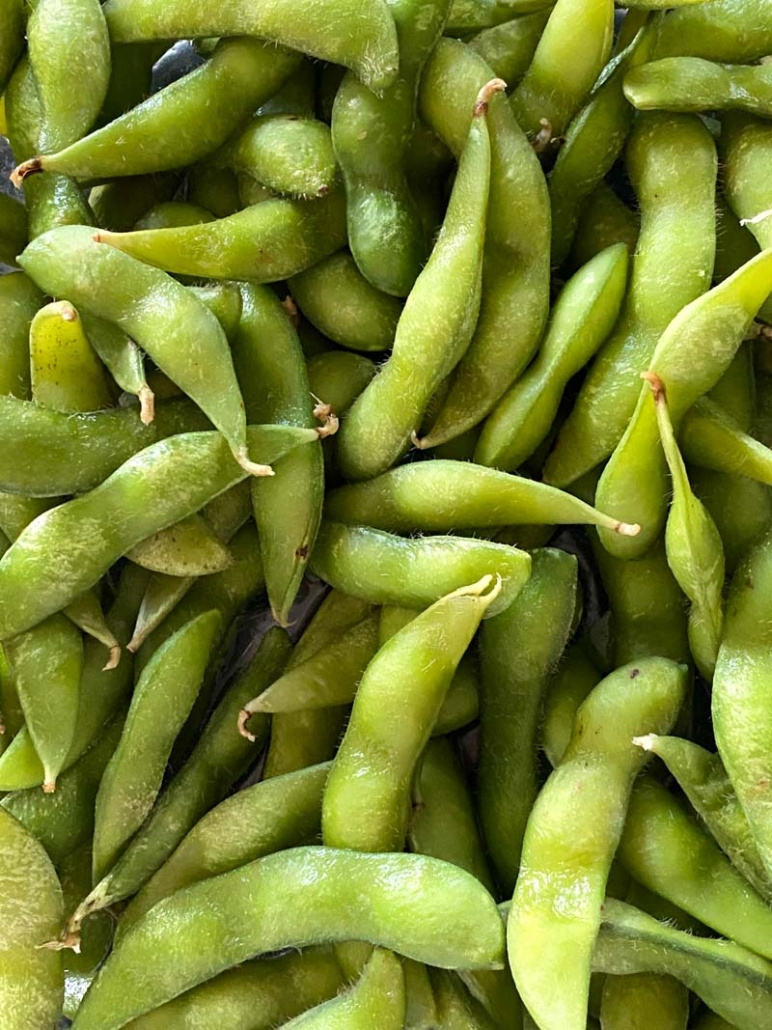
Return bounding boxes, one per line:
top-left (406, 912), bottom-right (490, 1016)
top-left (599, 973), bottom-right (689, 1030)
top-left (0, 0), bottom-right (23, 95)
top-left (655, 0), bottom-right (772, 63)
top-left (625, 58), bottom-right (772, 118)
top-left (30, 300), bottom-right (115, 413)
top-left (126, 515), bottom-right (233, 578)
top-left (14, 39), bottom-right (301, 183)
top-left (284, 949), bottom-right (405, 1029)
top-left (568, 182), bottom-right (639, 269)
top-left (0, 272), bottom-right (43, 399)
top-left (476, 243), bottom-right (628, 470)
top-left (325, 459), bottom-right (640, 535)
top-left (721, 113), bottom-right (772, 252)
top-left (337, 79), bottom-right (498, 479)
top-left (469, 9), bottom-right (551, 83)
top-left (0, 193), bottom-right (27, 267)
top-left (0, 808), bottom-right (64, 1028)
top-left (508, 658), bottom-right (688, 1030)
top-left (92, 610), bottom-right (222, 882)
top-left (59, 846), bottom-right (113, 1018)
top-left (542, 643), bottom-right (602, 767)
top-left (72, 848), bottom-right (504, 1030)
top-left (323, 576), bottom-right (501, 852)
top-left (309, 522), bottom-right (531, 616)
top-left (101, 0), bottom-right (400, 91)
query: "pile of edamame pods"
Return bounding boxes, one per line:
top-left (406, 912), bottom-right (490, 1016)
top-left (3, 0), bottom-right (772, 1027)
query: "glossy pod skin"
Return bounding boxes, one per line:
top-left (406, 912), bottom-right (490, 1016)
top-left (19, 225), bottom-right (265, 476)
top-left (92, 192), bottom-right (347, 284)
top-left (0, 394), bottom-right (209, 497)
top-left (337, 79), bottom-right (496, 480)
top-left (309, 521), bottom-right (531, 616)
top-left (0, 808), bottom-right (64, 1028)
top-left (593, 899), bottom-right (772, 1030)
top-left (508, 658), bottom-right (688, 1030)
top-left (289, 251), bottom-right (403, 353)
top-left (476, 243), bottom-right (629, 470)
top-left (0, 425), bottom-right (319, 642)
top-left (0, 272), bottom-right (43, 399)
top-left (22, 33), bottom-right (301, 183)
top-left (544, 112), bottom-right (717, 488)
top-left (417, 39), bottom-right (550, 447)
top-left (72, 848), bottom-right (504, 1030)
top-left (721, 113), bottom-right (772, 252)
top-left (625, 58), bottom-right (772, 118)
top-left (101, 0), bottom-right (400, 90)
top-left (323, 577), bottom-right (501, 853)
top-left (325, 459), bottom-right (640, 536)
top-left (478, 548), bottom-right (578, 891)
top-left (120, 762), bottom-right (330, 935)
top-left (595, 248), bottom-right (772, 559)
top-left (680, 396), bottom-right (772, 486)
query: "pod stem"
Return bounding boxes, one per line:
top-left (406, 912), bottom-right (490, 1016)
top-left (533, 119), bottom-right (554, 154)
top-left (138, 385), bottom-right (155, 425)
top-left (474, 78), bottom-right (507, 116)
top-left (237, 706), bottom-right (259, 741)
top-left (235, 447), bottom-right (274, 478)
top-left (632, 734), bottom-right (658, 752)
top-left (10, 156), bottom-right (43, 186)
top-left (312, 396), bottom-right (339, 438)
top-left (102, 643), bottom-right (122, 671)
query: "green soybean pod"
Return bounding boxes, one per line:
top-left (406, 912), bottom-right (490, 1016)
top-left (637, 733), bottom-right (772, 901)
top-left (98, 40), bottom-right (166, 124)
top-left (307, 352), bottom-right (377, 414)
top-left (120, 762), bottom-right (330, 935)
top-left (89, 172), bottom-right (180, 233)
top-left (0, 0), bottom-right (24, 95)
top-left (647, 375), bottom-right (725, 679)
top-left (27, 0), bottom-right (110, 154)
top-left (133, 202), bottom-right (214, 233)
top-left (126, 515), bottom-right (233, 578)
top-left (4, 615), bottom-right (84, 793)
top-left (332, 0), bottom-right (450, 298)
top-left (593, 899), bottom-right (772, 1029)
top-left (654, 0), bottom-right (772, 63)
top-left (323, 576), bottom-right (501, 853)
top-left (80, 313), bottom-right (154, 424)
top-left (476, 243), bottom-right (628, 471)
top-left (469, 9), bottom-right (551, 83)
top-left (510, 0), bottom-right (614, 139)
top-left (92, 611), bottom-right (222, 883)
top-left (14, 39), bottom-right (301, 182)
top-left (625, 57), bottom-right (772, 119)
top-left (19, 225), bottom-right (267, 477)
top-left (308, 521), bottom-right (531, 616)
top-left (289, 251), bottom-right (403, 352)
top-left (542, 643), bottom-right (603, 768)
top-left (595, 248), bottom-right (772, 560)
top-left (337, 79), bottom-right (497, 480)
top-left (73, 849), bottom-right (504, 1030)
top-left (281, 948), bottom-right (405, 1029)
top-left (478, 547), bottom-right (578, 891)
top-left (544, 111), bottom-right (717, 488)
top-left (446, 0), bottom-right (553, 34)
top-left (121, 950), bottom-right (344, 1030)
top-left (721, 112), bottom-right (772, 252)
top-left (232, 284), bottom-right (325, 625)
top-left (567, 182), bottom-right (639, 269)
top-left (59, 846), bottom-right (114, 1019)
top-left (417, 38), bottom-right (551, 447)
top-left (690, 467), bottom-right (772, 578)
top-left (0, 272), bottom-right (43, 399)
top-left (509, 659), bottom-right (688, 1030)
top-left (0, 193), bottom-right (28, 267)
top-left (0, 808), bottom-right (64, 1028)
top-left (599, 973), bottom-right (689, 1030)
top-left (691, 1013), bottom-right (738, 1030)
top-left (101, 0), bottom-right (400, 91)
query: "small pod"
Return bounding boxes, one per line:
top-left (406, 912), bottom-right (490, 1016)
top-left (0, 271), bottom-right (43, 399)
top-left (80, 312), bottom-right (154, 424)
top-left (126, 514), bottom-right (233, 578)
top-left (29, 300), bottom-right (115, 413)
top-left (721, 112), bottom-right (772, 253)
top-left (469, 9), bottom-right (551, 84)
top-left (71, 848), bottom-right (504, 1030)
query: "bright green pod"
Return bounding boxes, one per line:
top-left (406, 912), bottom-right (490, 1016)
top-left (219, 114), bottom-right (337, 199)
top-left (120, 762), bottom-right (329, 935)
top-left (469, 9), bottom-right (551, 83)
top-left (281, 949), bottom-right (405, 1029)
top-left (187, 283), bottom-right (244, 342)
top-left (510, 0), bottom-right (614, 138)
top-left (446, 0), bottom-right (553, 34)
top-left (256, 59), bottom-right (317, 118)
top-left (14, 38), bottom-right (300, 182)
top-left (4, 615), bottom-right (83, 792)
top-left (232, 284), bottom-right (325, 625)
top-left (27, 0), bottom-right (110, 154)
top-left (635, 734), bottom-right (772, 902)
top-left (478, 547), bottom-right (578, 891)
top-left (91, 191), bottom-right (346, 283)
top-left (654, 0), bottom-right (772, 63)
top-left (331, 0), bottom-right (450, 297)
top-left (599, 973), bottom-right (690, 1030)
top-left (626, 57), bottom-right (772, 118)
top-left (289, 251), bottom-right (403, 352)
top-left (0, 0), bottom-right (24, 95)
top-left (541, 643), bottom-right (602, 768)
top-left (544, 111), bottom-right (717, 488)
top-left (307, 351), bottom-right (376, 415)
top-left (567, 182), bottom-right (639, 269)
top-left (323, 576), bottom-right (501, 853)
top-left (647, 376), bottom-right (725, 679)
top-left (101, 0), bottom-right (400, 91)
top-left (80, 312), bottom-right (153, 423)
top-left (417, 38), bottom-right (550, 447)
top-left (596, 248), bottom-right (772, 559)
top-left (309, 521), bottom-right (531, 616)
top-left (619, 777), bottom-right (772, 959)
top-left (126, 514), bottom-right (233, 578)
top-left (691, 466), bottom-right (772, 577)
top-left (121, 949), bottom-right (344, 1030)
top-left (721, 113), bottom-right (772, 253)
top-left (594, 899), bottom-right (772, 1029)
top-left (19, 225), bottom-right (268, 477)
top-left (0, 193), bottom-right (28, 267)
top-left (337, 79), bottom-right (496, 480)
top-left (30, 300), bottom-right (115, 413)
top-left (0, 808), bottom-right (64, 1028)
top-left (92, 610), bottom-right (222, 882)
top-left (59, 846), bottom-right (113, 1019)
top-left (0, 271), bottom-right (43, 399)
top-left (509, 659), bottom-right (688, 1030)
top-left (476, 243), bottom-right (628, 470)
top-left (0, 394), bottom-right (209, 497)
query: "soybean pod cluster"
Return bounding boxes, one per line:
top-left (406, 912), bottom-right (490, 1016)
top-left (2, 0), bottom-right (772, 1028)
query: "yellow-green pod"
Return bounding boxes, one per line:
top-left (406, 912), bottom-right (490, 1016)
top-left (30, 300), bottom-right (116, 413)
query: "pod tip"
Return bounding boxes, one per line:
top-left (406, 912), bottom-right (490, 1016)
top-left (616, 521), bottom-right (641, 537)
top-left (42, 780), bottom-right (56, 794)
top-left (411, 431), bottom-right (429, 450)
top-left (138, 385), bottom-right (155, 425)
top-left (236, 448), bottom-right (274, 478)
top-left (102, 644), bottom-right (121, 671)
top-left (237, 707), bottom-right (257, 741)
top-left (474, 78), bottom-right (507, 116)
top-left (632, 734), bottom-right (657, 752)
top-left (10, 156), bottom-right (43, 186)
top-left (641, 370), bottom-right (665, 400)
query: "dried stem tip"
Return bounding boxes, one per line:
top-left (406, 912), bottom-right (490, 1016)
top-left (237, 707), bottom-right (257, 742)
top-left (10, 156), bottom-right (43, 187)
top-left (641, 369), bottom-right (666, 401)
top-left (474, 78), bottom-right (507, 116)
